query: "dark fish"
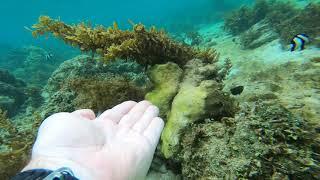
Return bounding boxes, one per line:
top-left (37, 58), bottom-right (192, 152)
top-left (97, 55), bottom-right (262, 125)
top-left (45, 53), bottom-right (54, 60)
top-left (230, 86), bottom-right (244, 95)
top-left (290, 34), bottom-right (309, 51)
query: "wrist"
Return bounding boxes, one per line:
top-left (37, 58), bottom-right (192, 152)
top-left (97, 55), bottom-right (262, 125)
top-left (23, 156), bottom-right (92, 179)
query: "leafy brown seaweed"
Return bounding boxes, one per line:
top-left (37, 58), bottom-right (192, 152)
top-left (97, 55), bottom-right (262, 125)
top-left (31, 16), bottom-right (219, 67)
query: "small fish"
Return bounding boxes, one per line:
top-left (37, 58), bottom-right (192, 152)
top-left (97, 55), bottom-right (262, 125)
top-left (290, 34), bottom-right (309, 51)
top-left (23, 26), bottom-right (32, 31)
top-left (45, 53), bottom-right (54, 60)
top-left (230, 85), bottom-right (244, 95)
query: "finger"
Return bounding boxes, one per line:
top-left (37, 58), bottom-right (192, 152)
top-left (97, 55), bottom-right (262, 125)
top-left (119, 100), bottom-right (151, 127)
top-left (71, 109), bottom-right (96, 120)
top-left (132, 105), bottom-right (159, 133)
top-left (97, 101), bottom-right (137, 123)
top-left (143, 117), bottom-right (164, 147)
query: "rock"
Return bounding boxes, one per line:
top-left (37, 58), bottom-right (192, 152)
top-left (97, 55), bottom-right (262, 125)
top-left (240, 20), bottom-right (278, 49)
top-left (42, 55), bottom-right (150, 117)
top-left (0, 69), bottom-right (27, 116)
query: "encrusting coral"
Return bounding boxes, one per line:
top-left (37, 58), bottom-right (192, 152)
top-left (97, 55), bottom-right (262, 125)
top-left (145, 62), bottom-right (183, 118)
top-left (180, 102), bottom-right (320, 179)
top-left (160, 59), bottom-right (236, 159)
top-left (0, 109), bottom-right (42, 179)
top-left (41, 55), bottom-right (150, 117)
top-left (31, 16), bottom-right (219, 68)
top-left (0, 69), bottom-right (27, 117)
top-left (69, 75), bottom-right (147, 113)
top-left (2, 46), bottom-right (66, 87)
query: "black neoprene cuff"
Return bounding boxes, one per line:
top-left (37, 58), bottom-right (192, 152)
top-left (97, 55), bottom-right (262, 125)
top-left (11, 168), bottom-right (79, 180)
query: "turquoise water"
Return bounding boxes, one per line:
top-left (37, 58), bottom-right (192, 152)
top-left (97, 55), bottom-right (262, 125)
top-left (0, 0), bottom-right (319, 179)
top-left (0, 0), bottom-right (252, 45)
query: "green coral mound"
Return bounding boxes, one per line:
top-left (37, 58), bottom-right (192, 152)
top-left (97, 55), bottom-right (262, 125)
top-left (31, 16), bottom-right (219, 67)
top-left (224, 0), bottom-right (320, 44)
top-left (180, 103), bottom-right (320, 179)
top-left (161, 80), bottom-right (218, 158)
top-left (145, 63), bottom-right (183, 118)
top-left (161, 59), bottom-right (236, 159)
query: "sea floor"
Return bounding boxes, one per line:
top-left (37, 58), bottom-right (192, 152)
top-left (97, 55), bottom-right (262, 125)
top-left (199, 22), bottom-right (320, 125)
top-left (146, 22), bottom-right (320, 179)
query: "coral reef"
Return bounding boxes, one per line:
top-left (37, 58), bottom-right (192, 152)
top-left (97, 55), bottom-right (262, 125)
top-left (0, 69), bottom-right (27, 117)
top-left (224, 0), bottom-right (320, 47)
top-left (220, 56), bottom-right (320, 178)
top-left (31, 16), bottom-right (219, 67)
top-left (0, 55), bottom-right (151, 179)
top-left (145, 63), bottom-right (183, 118)
top-left (180, 102), bottom-right (319, 179)
top-left (0, 109), bottom-right (42, 179)
top-left (3, 5), bottom-right (316, 179)
top-left (42, 55), bottom-right (150, 117)
top-left (273, 3), bottom-right (320, 44)
top-left (224, 59), bottom-right (320, 126)
top-left (1, 46), bottom-right (66, 87)
top-left (69, 75), bottom-right (147, 113)
top-left (160, 59), bottom-right (236, 159)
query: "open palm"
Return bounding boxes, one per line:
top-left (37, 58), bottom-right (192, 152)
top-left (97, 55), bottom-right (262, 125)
top-left (25, 101), bottom-right (164, 180)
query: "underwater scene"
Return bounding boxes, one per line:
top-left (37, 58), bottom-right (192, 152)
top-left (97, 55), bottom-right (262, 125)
top-left (0, 0), bottom-right (320, 179)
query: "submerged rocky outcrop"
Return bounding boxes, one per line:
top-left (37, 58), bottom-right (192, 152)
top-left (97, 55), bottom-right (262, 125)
top-left (0, 69), bottom-right (27, 117)
top-left (146, 58), bottom-right (320, 179)
top-left (42, 55), bottom-right (150, 118)
top-left (181, 102), bottom-right (319, 179)
top-left (224, 0), bottom-right (320, 49)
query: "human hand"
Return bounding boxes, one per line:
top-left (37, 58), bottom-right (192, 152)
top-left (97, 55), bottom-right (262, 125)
top-left (23, 101), bottom-right (164, 180)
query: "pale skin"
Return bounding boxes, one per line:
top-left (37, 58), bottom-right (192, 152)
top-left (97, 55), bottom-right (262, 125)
top-left (23, 100), bottom-right (164, 180)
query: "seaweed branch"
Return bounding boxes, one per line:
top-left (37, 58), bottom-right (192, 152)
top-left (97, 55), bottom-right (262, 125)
top-left (31, 16), bottom-right (219, 67)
